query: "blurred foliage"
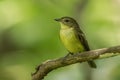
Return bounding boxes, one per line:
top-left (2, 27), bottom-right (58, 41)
top-left (0, 0), bottom-right (120, 80)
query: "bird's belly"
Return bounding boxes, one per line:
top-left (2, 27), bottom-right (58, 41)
top-left (60, 29), bottom-right (84, 53)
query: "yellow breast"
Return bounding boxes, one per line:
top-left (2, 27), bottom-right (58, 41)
top-left (60, 28), bottom-right (85, 53)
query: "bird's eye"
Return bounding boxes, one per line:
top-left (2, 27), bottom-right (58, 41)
top-left (64, 19), bottom-right (69, 22)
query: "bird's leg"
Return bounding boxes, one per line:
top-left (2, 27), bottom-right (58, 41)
top-left (62, 52), bottom-right (73, 64)
top-left (64, 52), bottom-right (73, 58)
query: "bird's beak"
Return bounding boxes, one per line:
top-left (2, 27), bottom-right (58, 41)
top-left (54, 18), bottom-right (61, 22)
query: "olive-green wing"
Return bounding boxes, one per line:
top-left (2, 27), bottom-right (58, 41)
top-left (75, 27), bottom-right (97, 68)
top-left (75, 27), bottom-right (90, 51)
top-left (77, 29), bottom-right (97, 68)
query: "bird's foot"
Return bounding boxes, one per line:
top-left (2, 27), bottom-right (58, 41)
top-left (64, 52), bottom-right (73, 58)
top-left (62, 52), bottom-right (73, 64)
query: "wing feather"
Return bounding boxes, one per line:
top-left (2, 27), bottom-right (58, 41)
top-left (75, 27), bottom-right (90, 51)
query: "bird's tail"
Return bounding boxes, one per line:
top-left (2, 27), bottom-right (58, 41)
top-left (87, 61), bottom-right (97, 68)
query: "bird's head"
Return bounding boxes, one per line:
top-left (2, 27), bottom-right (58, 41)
top-left (55, 17), bottom-right (78, 29)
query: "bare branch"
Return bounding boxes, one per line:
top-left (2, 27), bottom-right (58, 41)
top-left (31, 45), bottom-right (120, 80)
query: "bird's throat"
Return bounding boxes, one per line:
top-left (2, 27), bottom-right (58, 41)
top-left (60, 23), bottom-right (70, 29)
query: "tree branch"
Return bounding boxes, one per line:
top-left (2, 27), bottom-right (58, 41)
top-left (31, 45), bottom-right (120, 80)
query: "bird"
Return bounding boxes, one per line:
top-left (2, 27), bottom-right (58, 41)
top-left (55, 16), bottom-right (97, 68)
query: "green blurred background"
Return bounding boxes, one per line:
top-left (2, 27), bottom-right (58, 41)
top-left (0, 0), bottom-right (120, 80)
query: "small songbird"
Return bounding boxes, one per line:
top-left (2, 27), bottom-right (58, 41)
top-left (55, 16), bottom-right (97, 68)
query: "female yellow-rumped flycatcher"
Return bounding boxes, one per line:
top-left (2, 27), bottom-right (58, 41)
top-left (55, 16), bottom-right (97, 68)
